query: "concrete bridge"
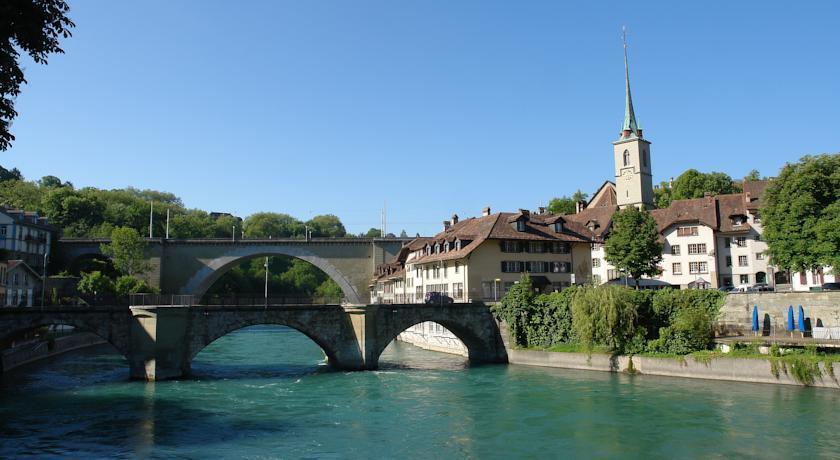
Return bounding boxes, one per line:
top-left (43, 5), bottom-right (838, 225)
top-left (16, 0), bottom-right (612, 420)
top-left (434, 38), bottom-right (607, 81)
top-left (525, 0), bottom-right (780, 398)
top-left (0, 303), bottom-right (507, 380)
top-left (55, 237), bottom-right (410, 305)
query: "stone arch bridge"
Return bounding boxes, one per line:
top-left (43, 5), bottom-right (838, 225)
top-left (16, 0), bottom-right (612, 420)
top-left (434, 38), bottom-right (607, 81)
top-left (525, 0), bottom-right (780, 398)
top-left (55, 237), bottom-right (410, 305)
top-left (0, 303), bottom-right (507, 380)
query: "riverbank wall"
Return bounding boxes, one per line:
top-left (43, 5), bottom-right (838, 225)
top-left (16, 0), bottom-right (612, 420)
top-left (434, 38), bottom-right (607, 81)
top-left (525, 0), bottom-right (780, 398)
top-left (506, 348), bottom-right (840, 389)
top-left (720, 292), bottom-right (840, 331)
top-left (1, 333), bottom-right (105, 373)
top-left (396, 322), bottom-right (468, 356)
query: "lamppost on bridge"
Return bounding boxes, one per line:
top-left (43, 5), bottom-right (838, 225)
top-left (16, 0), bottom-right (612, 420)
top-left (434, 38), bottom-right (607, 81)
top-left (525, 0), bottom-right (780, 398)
top-left (264, 256), bottom-right (269, 308)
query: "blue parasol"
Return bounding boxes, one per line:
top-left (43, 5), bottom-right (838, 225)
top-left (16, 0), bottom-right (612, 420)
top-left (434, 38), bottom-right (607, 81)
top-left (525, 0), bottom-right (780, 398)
top-left (787, 306), bottom-right (795, 332)
top-left (751, 306), bottom-right (759, 333)
top-left (797, 305), bottom-right (806, 333)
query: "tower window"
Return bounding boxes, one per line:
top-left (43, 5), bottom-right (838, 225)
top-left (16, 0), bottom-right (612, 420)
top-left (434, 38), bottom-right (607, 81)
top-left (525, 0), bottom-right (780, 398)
top-left (623, 150), bottom-right (630, 166)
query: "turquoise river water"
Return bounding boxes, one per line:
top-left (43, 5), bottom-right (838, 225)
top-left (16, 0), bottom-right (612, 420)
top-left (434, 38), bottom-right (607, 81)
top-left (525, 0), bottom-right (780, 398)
top-left (1, 326), bottom-right (838, 459)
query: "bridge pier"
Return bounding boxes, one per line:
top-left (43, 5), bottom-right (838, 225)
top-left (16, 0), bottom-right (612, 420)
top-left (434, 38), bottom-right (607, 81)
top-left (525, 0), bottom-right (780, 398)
top-left (129, 306), bottom-right (192, 381)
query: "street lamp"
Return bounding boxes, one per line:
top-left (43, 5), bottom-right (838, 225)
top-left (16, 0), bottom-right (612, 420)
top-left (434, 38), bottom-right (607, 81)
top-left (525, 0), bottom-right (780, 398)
top-left (264, 256), bottom-right (269, 308)
top-left (40, 249), bottom-right (49, 308)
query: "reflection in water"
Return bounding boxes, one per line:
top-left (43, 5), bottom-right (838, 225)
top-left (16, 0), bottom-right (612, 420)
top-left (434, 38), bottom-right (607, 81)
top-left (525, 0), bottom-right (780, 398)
top-left (1, 326), bottom-right (839, 458)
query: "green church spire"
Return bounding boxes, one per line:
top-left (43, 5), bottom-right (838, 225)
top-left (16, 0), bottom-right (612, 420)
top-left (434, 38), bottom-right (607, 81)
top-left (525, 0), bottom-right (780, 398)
top-left (621, 27), bottom-right (641, 139)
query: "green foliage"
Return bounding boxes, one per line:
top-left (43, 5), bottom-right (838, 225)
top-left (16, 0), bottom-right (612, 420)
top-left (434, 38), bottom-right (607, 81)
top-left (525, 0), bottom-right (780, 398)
top-left (744, 169), bottom-right (763, 181)
top-left (77, 271), bottom-right (114, 296)
top-left (0, 165), bottom-right (23, 182)
top-left (604, 207), bottom-right (663, 287)
top-left (1, 0), bottom-right (75, 150)
top-left (101, 227), bottom-right (149, 276)
top-left (314, 278), bottom-right (343, 300)
top-left (671, 169), bottom-right (740, 201)
top-left (114, 275), bottom-right (156, 296)
top-left (490, 274), bottom-right (535, 346)
top-left (547, 190), bottom-right (588, 215)
top-left (306, 214), bottom-right (346, 237)
top-left (571, 285), bottom-right (639, 354)
top-left (762, 153), bottom-right (840, 271)
top-left (363, 228), bottom-right (382, 238)
top-left (243, 212), bottom-right (305, 238)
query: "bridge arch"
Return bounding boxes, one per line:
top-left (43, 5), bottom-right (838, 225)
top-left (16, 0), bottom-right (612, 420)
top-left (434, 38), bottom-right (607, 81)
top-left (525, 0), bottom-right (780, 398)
top-left (371, 305), bottom-right (507, 369)
top-left (0, 313), bottom-right (132, 363)
top-left (180, 245), bottom-right (364, 304)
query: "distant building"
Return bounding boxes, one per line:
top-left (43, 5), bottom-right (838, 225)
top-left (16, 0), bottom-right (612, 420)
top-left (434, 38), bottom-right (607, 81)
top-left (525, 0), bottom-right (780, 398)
top-left (0, 207), bottom-right (55, 274)
top-left (2, 260), bottom-right (41, 307)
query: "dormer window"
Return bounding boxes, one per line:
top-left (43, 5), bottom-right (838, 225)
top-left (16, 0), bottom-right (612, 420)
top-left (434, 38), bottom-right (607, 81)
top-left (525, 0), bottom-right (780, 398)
top-left (623, 150), bottom-right (630, 167)
top-left (434, 243), bottom-right (441, 253)
top-left (443, 242), bottom-right (450, 252)
top-left (455, 239), bottom-right (461, 250)
top-left (515, 220), bottom-right (526, 232)
top-left (554, 222), bottom-right (563, 233)
top-left (731, 215), bottom-right (746, 226)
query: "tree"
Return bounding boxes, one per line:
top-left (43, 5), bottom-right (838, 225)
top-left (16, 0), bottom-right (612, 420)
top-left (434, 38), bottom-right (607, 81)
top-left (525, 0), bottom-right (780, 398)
top-left (1, 0), bottom-right (75, 150)
top-left (762, 154), bottom-right (840, 271)
top-left (571, 285), bottom-right (639, 353)
top-left (77, 271), bottom-right (114, 297)
top-left (653, 181), bottom-right (673, 208)
top-left (744, 169), bottom-right (763, 181)
top-left (100, 227), bottom-right (149, 276)
top-left (0, 165), bottom-right (22, 182)
top-left (306, 214), bottom-right (346, 237)
top-left (571, 189), bottom-right (589, 202)
top-left (363, 228), bottom-right (381, 238)
top-left (604, 207), bottom-right (663, 288)
top-left (547, 197), bottom-right (576, 215)
top-left (670, 169), bottom-right (740, 201)
top-left (243, 212), bottom-right (304, 238)
top-left (114, 275), bottom-right (156, 296)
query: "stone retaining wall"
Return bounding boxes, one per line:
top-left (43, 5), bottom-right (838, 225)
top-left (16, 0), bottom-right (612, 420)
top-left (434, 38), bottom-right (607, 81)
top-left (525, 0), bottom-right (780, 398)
top-left (507, 349), bottom-right (840, 389)
top-left (720, 292), bottom-right (840, 330)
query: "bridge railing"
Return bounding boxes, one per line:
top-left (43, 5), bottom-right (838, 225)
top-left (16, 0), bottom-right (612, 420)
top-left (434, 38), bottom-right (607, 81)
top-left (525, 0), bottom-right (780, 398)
top-left (129, 294), bottom-right (196, 307)
top-left (199, 295), bottom-right (343, 306)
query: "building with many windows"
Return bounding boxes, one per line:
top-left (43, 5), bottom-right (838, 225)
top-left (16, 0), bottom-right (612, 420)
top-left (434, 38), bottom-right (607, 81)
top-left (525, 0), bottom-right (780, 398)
top-left (0, 207), bottom-right (55, 275)
top-left (371, 208), bottom-right (595, 303)
top-left (2, 260), bottom-right (41, 307)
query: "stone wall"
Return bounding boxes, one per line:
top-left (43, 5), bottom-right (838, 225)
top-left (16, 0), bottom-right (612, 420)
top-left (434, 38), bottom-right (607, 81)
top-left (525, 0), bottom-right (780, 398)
top-left (507, 349), bottom-right (840, 389)
top-left (719, 292), bottom-right (840, 331)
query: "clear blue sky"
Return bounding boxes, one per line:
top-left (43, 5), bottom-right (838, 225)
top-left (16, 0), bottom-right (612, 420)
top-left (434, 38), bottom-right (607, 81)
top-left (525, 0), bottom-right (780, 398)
top-left (5, 1), bottom-right (838, 236)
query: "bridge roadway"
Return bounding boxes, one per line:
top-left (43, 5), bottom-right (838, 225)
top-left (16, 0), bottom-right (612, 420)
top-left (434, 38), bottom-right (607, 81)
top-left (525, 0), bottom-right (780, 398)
top-left (0, 303), bottom-right (507, 380)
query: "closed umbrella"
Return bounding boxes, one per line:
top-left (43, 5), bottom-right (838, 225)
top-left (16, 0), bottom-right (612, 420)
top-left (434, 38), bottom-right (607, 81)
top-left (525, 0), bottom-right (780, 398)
top-left (797, 305), bottom-right (806, 336)
top-left (751, 306), bottom-right (759, 336)
top-left (787, 305), bottom-right (795, 337)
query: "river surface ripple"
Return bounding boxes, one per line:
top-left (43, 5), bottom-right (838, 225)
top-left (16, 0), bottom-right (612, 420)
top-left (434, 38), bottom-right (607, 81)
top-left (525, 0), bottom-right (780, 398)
top-left (1, 326), bottom-right (838, 459)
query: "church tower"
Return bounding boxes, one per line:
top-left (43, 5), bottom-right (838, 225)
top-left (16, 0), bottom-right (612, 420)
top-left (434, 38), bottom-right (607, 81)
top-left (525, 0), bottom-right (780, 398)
top-left (613, 30), bottom-right (654, 210)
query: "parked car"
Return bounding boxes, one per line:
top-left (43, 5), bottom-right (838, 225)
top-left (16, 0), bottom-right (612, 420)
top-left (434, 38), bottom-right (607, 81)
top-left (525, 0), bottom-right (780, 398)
top-left (728, 285), bottom-right (756, 293)
top-left (424, 292), bottom-right (454, 305)
top-left (821, 282), bottom-right (840, 291)
top-left (752, 283), bottom-right (774, 292)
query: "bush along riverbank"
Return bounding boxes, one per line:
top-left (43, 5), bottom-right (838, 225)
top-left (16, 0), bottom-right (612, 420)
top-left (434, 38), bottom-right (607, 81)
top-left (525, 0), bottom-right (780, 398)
top-left (492, 275), bottom-right (840, 387)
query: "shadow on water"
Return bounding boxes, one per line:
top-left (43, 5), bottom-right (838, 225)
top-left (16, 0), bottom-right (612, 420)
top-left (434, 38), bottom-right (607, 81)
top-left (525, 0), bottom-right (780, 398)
top-left (0, 389), bottom-right (296, 458)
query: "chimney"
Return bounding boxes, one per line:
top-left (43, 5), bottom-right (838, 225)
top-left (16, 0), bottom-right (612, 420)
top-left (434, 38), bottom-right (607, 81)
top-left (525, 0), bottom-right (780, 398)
top-left (443, 220), bottom-right (451, 231)
top-left (538, 207), bottom-right (545, 215)
top-left (744, 192), bottom-right (751, 204)
top-left (482, 207), bottom-right (491, 216)
top-left (451, 213), bottom-right (459, 224)
top-left (576, 200), bottom-right (586, 214)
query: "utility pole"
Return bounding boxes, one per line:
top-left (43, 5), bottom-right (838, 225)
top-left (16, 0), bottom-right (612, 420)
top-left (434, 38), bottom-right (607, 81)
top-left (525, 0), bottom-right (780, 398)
top-left (149, 201), bottom-right (154, 238)
top-left (165, 208), bottom-right (170, 239)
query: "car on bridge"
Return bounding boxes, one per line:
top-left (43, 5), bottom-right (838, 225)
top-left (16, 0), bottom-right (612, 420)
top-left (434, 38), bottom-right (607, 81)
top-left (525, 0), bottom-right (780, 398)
top-left (424, 292), bottom-right (454, 305)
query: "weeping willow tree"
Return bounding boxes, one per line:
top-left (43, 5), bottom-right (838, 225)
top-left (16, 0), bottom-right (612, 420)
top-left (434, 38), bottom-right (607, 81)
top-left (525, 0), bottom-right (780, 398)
top-left (571, 285), bottom-right (639, 354)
